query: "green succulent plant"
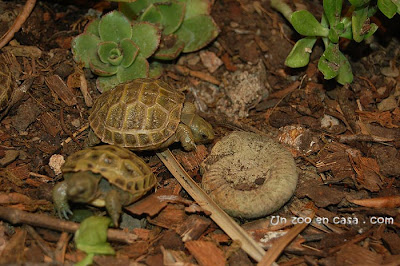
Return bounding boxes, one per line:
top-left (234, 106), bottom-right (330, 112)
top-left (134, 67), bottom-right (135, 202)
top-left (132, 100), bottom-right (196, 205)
top-left (119, 0), bottom-right (220, 60)
top-left (271, 0), bottom-right (399, 85)
top-left (74, 216), bottom-right (115, 266)
top-left (72, 11), bottom-right (161, 92)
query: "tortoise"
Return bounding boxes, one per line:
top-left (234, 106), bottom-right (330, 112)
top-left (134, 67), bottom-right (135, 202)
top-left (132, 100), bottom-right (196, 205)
top-left (52, 145), bottom-right (156, 226)
top-left (0, 58), bottom-right (13, 112)
top-left (88, 78), bottom-right (214, 151)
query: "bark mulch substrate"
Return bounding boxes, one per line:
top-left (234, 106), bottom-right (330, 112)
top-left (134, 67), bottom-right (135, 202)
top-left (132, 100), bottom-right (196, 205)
top-left (0, 0), bottom-right (400, 265)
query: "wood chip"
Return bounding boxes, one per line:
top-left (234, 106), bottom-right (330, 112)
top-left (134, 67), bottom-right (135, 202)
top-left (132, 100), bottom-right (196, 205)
top-left (176, 215), bottom-right (211, 242)
top-left (147, 204), bottom-right (188, 230)
top-left (175, 65), bottom-right (220, 85)
top-left (38, 112), bottom-right (61, 137)
top-left (0, 228), bottom-right (26, 264)
top-left (172, 144), bottom-right (208, 173)
top-left (2, 45), bottom-right (42, 58)
top-left (125, 187), bottom-right (192, 216)
top-left (44, 75), bottom-right (77, 106)
top-left (296, 179), bottom-right (346, 208)
top-left (185, 240), bottom-right (226, 266)
top-left (381, 232), bottom-right (400, 254)
top-left (348, 196), bottom-right (400, 208)
top-left (0, 150), bottom-right (19, 167)
top-left (221, 53), bottom-right (237, 72)
top-left (335, 243), bottom-right (383, 265)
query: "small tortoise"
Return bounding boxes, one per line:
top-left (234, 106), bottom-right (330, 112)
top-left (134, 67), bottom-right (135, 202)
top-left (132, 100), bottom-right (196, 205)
top-left (88, 78), bottom-right (214, 151)
top-left (0, 59), bottom-right (13, 112)
top-left (52, 145), bottom-right (156, 226)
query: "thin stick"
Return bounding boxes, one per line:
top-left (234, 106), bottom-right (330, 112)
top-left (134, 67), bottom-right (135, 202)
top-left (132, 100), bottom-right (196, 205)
top-left (0, 206), bottom-right (138, 244)
top-left (0, 0), bottom-right (37, 49)
top-left (156, 149), bottom-right (265, 262)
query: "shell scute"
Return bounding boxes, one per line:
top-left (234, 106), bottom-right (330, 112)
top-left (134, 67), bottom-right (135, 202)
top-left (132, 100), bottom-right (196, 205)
top-left (62, 145), bottom-right (156, 197)
top-left (89, 78), bottom-right (185, 149)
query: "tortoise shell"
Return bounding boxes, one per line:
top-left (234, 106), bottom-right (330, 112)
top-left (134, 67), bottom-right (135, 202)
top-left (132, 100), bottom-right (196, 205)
top-left (89, 78), bottom-right (185, 149)
top-left (62, 145), bottom-right (156, 201)
top-left (0, 60), bottom-right (13, 111)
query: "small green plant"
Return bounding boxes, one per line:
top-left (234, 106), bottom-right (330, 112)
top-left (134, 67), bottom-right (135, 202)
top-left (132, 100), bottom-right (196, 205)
top-left (72, 11), bottom-right (161, 91)
top-left (119, 0), bottom-right (220, 60)
top-left (74, 216), bottom-right (115, 266)
top-left (271, 0), bottom-right (400, 85)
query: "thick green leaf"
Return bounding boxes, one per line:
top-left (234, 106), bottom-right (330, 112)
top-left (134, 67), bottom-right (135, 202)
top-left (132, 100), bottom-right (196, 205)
top-left (323, 0), bottom-right (343, 27)
top-left (140, 1), bottom-right (186, 35)
top-left (328, 28), bottom-right (340, 43)
top-left (290, 10), bottom-right (330, 37)
top-left (175, 15), bottom-right (220, 52)
top-left (392, 0), bottom-right (400, 13)
top-left (98, 41), bottom-right (121, 65)
top-left (378, 0), bottom-right (397, 18)
top-left (75, 253), bottom-right (94, 266)
top-left (338, 17), bottom-right (353, 39)
top-left (120, 0), bottom-right (149, 19)
top-left (119, 0), bottom-right (167, 19)
top-left (74, 216), bottom-right (115, 255)
top-left (139, 4), bottom-right (162, 25)
top-left (120, 38), bottom-right (139, 68)
top-left (285, 37), bottom-right (317, 68)
top-left (99, 11), bottom-right (132, 42)
top-left (96, 75), bottom-right (120, 92)
top-left (89, 56), bottom-right (118, 76)
top-left (117, 55), bottom-right (149, 82)
top-left (153, 35), bottom-right (185, 60)
top-left (335, 52), bottom-right (353, 84)
top-left (185, 0), bottom-right (210, 19)
top-left (352, 6), bottom-right (369, 42)
top-left (318, 43), bottom-right (341, 79)
top-left (131, 22), bottom-right (161, 58)
top-left (368, 5), bottom-right (378, 16)
top-left (85, 19), bottom-right (100, 37)
top-left (270, 0), bottom-right (293, 22)
top-left (149, 60), bottom-right (164, 78)
top-left (72, 33), bottom-right (101, 68)
top-left (348, 0), bottom-right (370, 7)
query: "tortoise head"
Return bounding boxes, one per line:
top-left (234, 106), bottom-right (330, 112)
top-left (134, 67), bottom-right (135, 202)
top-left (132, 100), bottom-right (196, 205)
top-left (65, 171), bottom-right (99, 203)
top-left (181, 102), bottom-right (214, 144)
top-left (189, 115), bottom-right (215, 144)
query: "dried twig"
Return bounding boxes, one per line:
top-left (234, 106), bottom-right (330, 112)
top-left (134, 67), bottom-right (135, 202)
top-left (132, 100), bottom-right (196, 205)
top-left (0, 0), bottom-right (37, 49)
top-left (156, 149), bottom-right (265, 262)
top-left (60, 106), bottom-right (82, 147)
top-left (0, 206), bottom-right (138, 244)
top-left (25, 225), bottom-right (55, 260)
top-left (336, 134), bottom-right (394, 143)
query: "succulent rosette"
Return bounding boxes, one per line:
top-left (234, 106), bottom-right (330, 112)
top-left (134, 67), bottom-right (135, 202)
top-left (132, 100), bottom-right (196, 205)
top-left (72, 11), bottom-right (161, 92)
top-left (120, 0), bottom-right (220, 60)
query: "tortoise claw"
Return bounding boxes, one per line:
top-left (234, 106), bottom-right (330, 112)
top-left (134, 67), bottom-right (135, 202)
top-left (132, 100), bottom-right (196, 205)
top-left (56, 203), bottom-right (73, 220)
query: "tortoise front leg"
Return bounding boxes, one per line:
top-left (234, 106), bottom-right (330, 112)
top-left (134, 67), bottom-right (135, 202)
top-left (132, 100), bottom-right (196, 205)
top-left (52, 181), bottom-right (73, 219)
top-left (105, 190), bottom-right (122, 227)
top-left (176, 123), bottom-right (196, 151)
